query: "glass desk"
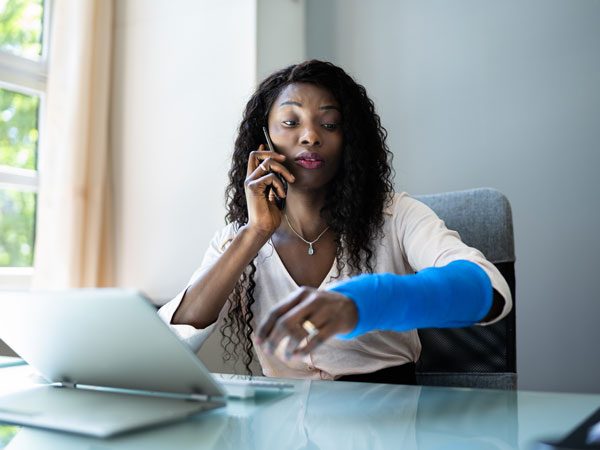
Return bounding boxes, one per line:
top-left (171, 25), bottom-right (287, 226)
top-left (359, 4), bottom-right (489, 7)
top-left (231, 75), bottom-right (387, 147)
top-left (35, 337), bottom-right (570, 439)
top-left (1, 364), bottom-right (599, 449)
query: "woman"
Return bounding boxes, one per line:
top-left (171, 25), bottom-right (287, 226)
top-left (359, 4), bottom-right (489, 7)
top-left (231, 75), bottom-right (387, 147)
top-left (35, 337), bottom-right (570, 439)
top-left (158, 60), bottom-right (511, 384)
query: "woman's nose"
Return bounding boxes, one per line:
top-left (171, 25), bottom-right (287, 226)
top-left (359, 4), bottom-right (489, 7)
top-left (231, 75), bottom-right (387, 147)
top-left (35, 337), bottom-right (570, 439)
top-left (300, 125), bottom-right (321, 147)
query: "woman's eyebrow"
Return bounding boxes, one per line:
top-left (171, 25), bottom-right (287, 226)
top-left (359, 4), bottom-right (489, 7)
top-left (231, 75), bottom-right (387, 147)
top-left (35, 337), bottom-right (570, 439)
top-left (278, 101), bottom-right (340, 111)
top-left (279, 101), bottom-right (302, 107)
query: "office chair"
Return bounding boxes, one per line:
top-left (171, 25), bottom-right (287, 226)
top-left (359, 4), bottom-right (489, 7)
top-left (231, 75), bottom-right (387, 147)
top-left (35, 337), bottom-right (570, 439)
top-left (413, 188), bottom-right (517, 390)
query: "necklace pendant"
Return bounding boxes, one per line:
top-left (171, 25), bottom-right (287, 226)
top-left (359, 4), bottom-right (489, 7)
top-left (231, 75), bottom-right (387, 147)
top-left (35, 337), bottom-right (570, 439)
top-left (308, 244), bottom-right (314, 255)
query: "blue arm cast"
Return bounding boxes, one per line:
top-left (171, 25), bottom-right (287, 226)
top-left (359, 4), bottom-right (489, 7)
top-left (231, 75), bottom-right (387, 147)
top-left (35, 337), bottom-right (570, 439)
top-left (328, 260), bottom-right (493, 339)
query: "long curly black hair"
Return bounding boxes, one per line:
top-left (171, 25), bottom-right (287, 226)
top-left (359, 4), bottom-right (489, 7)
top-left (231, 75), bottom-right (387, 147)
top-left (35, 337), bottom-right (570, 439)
top-left (222, 60), bottom-right (395, 373)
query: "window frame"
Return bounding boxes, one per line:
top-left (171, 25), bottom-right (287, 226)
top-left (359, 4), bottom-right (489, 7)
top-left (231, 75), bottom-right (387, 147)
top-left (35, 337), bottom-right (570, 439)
top-left (0, 0), bottom-right (52, 288)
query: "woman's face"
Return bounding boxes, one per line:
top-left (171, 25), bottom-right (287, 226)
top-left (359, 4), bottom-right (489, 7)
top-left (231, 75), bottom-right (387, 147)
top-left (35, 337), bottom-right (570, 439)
top-left (267, 82), bottom-right (343, 191)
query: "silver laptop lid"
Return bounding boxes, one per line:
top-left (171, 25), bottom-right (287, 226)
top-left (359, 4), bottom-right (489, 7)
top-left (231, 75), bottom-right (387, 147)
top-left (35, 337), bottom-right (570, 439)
top-left (0, 289), bottom-right (224, 398)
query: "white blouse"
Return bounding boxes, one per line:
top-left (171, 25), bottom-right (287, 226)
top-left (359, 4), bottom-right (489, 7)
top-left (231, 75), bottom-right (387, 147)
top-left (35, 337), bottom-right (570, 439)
top-left (158, 192), bottom-right (512, 380)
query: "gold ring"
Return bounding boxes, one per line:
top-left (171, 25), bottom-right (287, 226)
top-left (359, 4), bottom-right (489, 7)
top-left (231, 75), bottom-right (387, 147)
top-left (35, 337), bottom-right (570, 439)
top-left (302, 320), bottom-right (319, 338)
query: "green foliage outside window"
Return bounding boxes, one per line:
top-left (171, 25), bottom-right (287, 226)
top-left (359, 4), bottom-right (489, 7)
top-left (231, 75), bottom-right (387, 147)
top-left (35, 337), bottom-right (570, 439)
top-left (0, 0), bottom-right (44, 58)
top-left (0, 89), bottom-right (39, 170)
top-left (0, 89), bottom-right (39, 268)
top-left (1, 0), bottom-right (44, 268)
top-left (0, 188), bottom-right (36, 266)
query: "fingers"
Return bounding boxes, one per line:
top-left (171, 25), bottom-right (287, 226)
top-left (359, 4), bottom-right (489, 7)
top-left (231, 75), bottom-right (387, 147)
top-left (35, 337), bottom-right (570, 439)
top-left (246, 147), bottom-right (278, 173)
top-left (247, 171), bottom-right (287, 200)
top-left (294, 321), bottom-right (338, 355)
top-left (268, 304), bottom-right (328, 359)
top-left (280, 316), bottom-right (332, 360)
top-left (256, 288), bottom-right (311, 344)
top-left (247, 148), bottom-right (295, 184)
top-left (245, 154), bottom-right (294, 204)
top-left (255, 288), bottom-right (358, 361)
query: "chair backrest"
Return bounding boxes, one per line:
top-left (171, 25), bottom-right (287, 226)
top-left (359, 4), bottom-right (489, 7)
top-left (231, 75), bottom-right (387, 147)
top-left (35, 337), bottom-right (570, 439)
top-left (413, 188), bottom-right (517, 390)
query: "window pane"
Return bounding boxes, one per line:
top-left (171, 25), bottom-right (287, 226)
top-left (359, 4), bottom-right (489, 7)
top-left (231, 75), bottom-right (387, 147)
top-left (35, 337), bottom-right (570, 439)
top-left (0, 87), bottom-right (39, 170)
top-left (0, 188), bottom-right (36, 267)
top-left (0, 0), bottom-right (44, 59)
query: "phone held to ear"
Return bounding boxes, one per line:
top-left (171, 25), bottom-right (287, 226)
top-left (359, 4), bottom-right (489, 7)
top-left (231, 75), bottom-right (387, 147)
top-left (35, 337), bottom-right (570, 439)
top-left (262, 126), bottom-right (287, 210)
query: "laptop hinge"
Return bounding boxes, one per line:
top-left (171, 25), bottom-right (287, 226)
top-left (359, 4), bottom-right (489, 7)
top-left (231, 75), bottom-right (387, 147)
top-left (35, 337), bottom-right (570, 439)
top-left (50, 383), bottom-right (223, 402)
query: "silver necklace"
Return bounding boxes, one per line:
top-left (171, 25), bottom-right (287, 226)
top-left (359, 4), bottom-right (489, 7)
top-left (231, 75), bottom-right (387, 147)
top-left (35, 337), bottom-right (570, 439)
top-left (284, 212), bottom-right (330, 255)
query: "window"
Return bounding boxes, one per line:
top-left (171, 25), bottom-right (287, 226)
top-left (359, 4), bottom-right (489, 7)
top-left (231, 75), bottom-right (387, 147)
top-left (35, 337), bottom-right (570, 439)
top-left (0, 0), bottom-right (50, 288)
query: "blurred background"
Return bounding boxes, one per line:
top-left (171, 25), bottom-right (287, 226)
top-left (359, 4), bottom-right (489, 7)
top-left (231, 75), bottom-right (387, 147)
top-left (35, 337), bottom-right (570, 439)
top-left (1, 0), bottom-right (599, 394)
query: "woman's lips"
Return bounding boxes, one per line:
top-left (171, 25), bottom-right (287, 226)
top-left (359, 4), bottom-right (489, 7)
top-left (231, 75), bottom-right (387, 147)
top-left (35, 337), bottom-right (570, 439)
top-left (295, 152), bottom-right (324, 169)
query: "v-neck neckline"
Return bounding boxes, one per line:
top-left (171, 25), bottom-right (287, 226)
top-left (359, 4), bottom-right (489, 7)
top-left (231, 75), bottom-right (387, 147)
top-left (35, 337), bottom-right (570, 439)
top-left (267, 238), bottom-right (337, 289)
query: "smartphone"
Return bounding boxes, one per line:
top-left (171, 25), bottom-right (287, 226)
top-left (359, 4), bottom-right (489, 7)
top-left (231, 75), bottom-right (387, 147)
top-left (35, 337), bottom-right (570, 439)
top-left (262, 126), bottom-right (287, 210)
top-left (535, 407), bottom-right (600, 449)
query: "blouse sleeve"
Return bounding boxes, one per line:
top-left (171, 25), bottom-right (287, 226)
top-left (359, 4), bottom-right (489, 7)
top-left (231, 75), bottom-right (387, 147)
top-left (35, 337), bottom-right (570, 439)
top-left (394, 193), bottom-right (513, 324)
top-left (157, 224), bottom-right (237, 352)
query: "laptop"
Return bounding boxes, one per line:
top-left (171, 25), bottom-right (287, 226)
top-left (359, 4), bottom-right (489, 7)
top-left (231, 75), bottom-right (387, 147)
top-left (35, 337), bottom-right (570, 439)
top-left (0, 289), bottom-right (289, 437)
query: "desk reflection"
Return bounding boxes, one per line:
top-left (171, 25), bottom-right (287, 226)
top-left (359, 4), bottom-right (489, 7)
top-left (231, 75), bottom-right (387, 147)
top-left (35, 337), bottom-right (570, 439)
top-left (416, 386), bottom-right (518, 449)
top-left (0, 379), bottom-right (525, 450)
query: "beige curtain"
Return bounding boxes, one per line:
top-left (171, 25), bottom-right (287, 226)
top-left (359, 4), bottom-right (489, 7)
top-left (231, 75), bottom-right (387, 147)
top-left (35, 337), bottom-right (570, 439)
top-left (32, 0), bottom-right (114, 288)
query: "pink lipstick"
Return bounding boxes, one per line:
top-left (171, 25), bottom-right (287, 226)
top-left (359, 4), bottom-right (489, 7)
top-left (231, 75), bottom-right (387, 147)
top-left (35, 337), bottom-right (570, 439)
top-left (295, 152), bottom-right (324, 169)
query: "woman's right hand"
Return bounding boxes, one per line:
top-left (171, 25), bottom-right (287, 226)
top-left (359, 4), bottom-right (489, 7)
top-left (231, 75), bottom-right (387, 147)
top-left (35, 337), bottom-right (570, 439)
top-left (173, 148), bottom-right (293, 329)
top-left (244, 144), bottom-right (295, 239)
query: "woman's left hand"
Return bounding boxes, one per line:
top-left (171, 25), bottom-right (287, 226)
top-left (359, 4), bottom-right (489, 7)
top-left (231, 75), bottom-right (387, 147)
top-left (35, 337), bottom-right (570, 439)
top-left (255, 287), bottom-right (358, 360)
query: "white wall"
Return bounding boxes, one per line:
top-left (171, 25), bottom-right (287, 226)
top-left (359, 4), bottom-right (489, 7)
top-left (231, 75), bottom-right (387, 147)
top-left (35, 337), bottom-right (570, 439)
top-left (257, 0), bottom-right (306, 81)
top-left (111, 0), bottom-right (256, 302)
top-left (306, 0), bottom-right (600, 393)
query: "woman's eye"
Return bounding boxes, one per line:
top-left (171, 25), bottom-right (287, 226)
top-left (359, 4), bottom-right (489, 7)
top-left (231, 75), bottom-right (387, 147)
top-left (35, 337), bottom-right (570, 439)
top-left (322, 123), bottom-right (338, 130)
top-left (282, 120), bottom-right (298, 126)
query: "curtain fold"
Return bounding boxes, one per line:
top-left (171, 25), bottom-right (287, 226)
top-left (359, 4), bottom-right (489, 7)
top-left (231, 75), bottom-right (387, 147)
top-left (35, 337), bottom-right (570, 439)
top-left (32, 0), bottom-right (114, 288)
